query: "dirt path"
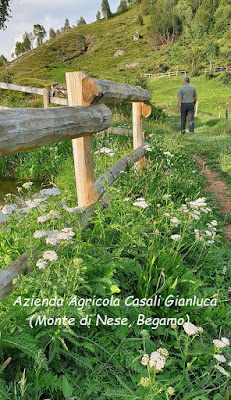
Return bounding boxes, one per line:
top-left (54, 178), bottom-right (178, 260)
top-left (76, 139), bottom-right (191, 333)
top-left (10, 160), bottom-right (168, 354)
top-left (193, 155), bottom-right (231, 243)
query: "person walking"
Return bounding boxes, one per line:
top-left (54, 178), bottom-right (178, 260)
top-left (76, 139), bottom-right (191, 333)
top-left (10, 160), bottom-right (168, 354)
top-left (176, 76), bottom-right (197, 134)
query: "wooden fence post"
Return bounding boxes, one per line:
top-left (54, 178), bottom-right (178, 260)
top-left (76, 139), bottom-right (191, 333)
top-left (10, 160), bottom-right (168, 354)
top-left (195, 100), bottom-right (199, 116)
top-left (66, 71), bottom-right (94, 207)
top-left (132, 102), bottom-right (143, 169)
top-left (43, 88), bottom-right (50, 108)
top-left (226, 102), bottom-right (229, 120)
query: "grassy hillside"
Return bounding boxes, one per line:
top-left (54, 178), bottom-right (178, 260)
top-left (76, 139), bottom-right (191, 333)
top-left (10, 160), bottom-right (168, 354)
top-left (0, 4), bottom-right (158, 87)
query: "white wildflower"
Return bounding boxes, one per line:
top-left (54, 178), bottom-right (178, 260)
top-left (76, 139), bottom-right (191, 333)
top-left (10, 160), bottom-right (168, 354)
top-left (22, 182), bottom-right (33, 189)
top-left (164, 212), bottom-right (170, 216)
top-left (228, 362), bottom-right (231, 367)
top-left (170, 217), bottom-right (179, 227)
top-left (43, 250), bottom-right (58, 261)
top-left (123, 197), bottom-right (130, 201)
top-left (223, 266), bottom-right (227, 275)
top-left (191, 214), bottom-right (200, 220)
top-left (36, 259), bottom-right (48, 270)
top-left (183, 322), bottom-right (198, 336)
top-left (163, 151), bottom-right (174, 157)
top-left (34, 230), bottom-right (48, 239)
top-left (39, 188), bottom-right (60, 197)
top-left (214, 365), bottom-right (230, 377)
top-left (144, 143), bottom-right (152, 152)
top-left (37, 215), bottom-right (51, 223)
top-left (210, 220), bottom-right (218, 226)
top-left (193, 210), bottom-right (200, 215)
top-left (206, 240), bottom-right (214, 245)
top-left (163, 194), bottom-right (172, 199)
top-left (1, 204), bottom-right (18, 215)
top-left (214, 354), bottom-right (227, 363)
top-left (157, 348), bottom-right (169, 357)
top-left (141, 354), bottom-right (149, 366)
top-left (198, 327), bottom-right (204, 333)
top-left (149, 351), bottom-right (166, 371)
top-left (171, 234), bottom-right (181, 241)
top-left (139, 377), bottom-right (151, 387)
top-left (133, 198), bottom-right (149, 208)
top-left (189, 197), bottom-right (207, 209)
top-left (63, 204), bottom-right (84, 213)
top-left (221, 337), bottom-right (230, 346)
top-left (200, 208), bottom-right (208, 213)
top-left (213, 339), bottom-right (227, 349)
top-left (205, 230), bottom-right (213, 236)
top-left (25, 198), bottom-right (44, 209)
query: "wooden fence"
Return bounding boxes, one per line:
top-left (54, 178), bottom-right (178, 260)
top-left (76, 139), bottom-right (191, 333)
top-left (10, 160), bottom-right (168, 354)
top-left (0, 82), bottom-right (68, 107)
top-left (0, 71), bottom-right (151, 209)
top-left (143, 70), bottom-right (186, 79)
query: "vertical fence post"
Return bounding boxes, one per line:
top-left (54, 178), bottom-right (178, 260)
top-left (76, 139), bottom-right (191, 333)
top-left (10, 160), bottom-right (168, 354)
top-left (226, 103), bottom-right (229, 120)
top-left (43, 88), bottom-right (50, 108)
top-left (219, 112), bottom-right (221, 119)
top-left (132, 102), bottom-right (143, 169)
top-left (195, 100), bottom-right (199, 116)
top-left (66, 71), bottom-right (94, 208)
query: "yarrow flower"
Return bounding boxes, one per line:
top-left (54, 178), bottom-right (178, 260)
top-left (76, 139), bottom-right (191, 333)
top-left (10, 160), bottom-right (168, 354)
top-left (36, 259), bottom-right (48, 270)
top-left (189, 197), bottom-right (207, 209)
top-left (214, 354), bottom-right (227, 363)
top-left (37, 210), bottom-right (60, 223)
top-left (42, 250), bottom-right (58, 261)
top-left (141, 354), bottom-right (149, 366)
top-left (157, 348), bottom-right (169, 357)
top-left (139, 377), bottom-right (151, 387)
top-left (166, 387), bottom-right (175, 396)
top-left (39, 187), bottom-right (60, 197)
top-left (170, 217), bottom-right (179, 227)
top-left (213, 338), bottom-right (229, 349)
top-left (34, 228), bottom-right (75, 245)
top-left (171, 234), bottom-right (181, 241)
top-left (149, 351), bottom-right (166, 371)
top-left (183, 322), bottom-right (199, 336)
top-left (62, 204), bottom-right (84, 213)
top-left (214, 365), bottom-right (230, 377)
top-left (133, 198), bottom-right (149, 209)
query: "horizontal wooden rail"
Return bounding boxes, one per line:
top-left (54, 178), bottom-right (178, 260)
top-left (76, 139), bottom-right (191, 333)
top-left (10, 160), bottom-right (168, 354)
top-left (0, 104), bottom-right (112, 157)
top-left (0, 82), bottom-right (45, 95)
top-left (107, 126), bottom-right (133, 137)
top-left (91, 144), bottom-right (149, 202)
top-left (50, 96), bottom-right (69, 106)
top-left (143, 71), bottom-right (186, 79)
top-left (82, 77), bottom-right (150, 105)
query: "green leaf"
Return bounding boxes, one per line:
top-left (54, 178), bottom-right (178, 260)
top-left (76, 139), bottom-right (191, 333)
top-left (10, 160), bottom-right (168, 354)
top-left (110, 285), bottom-right (121, 294)
top-left (62, 376), bottom-right (73, 399)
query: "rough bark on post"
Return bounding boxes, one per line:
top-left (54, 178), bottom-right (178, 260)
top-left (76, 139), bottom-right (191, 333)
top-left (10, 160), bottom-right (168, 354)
top-left (82, 77), bottom-right (150, 105)
top-left (43, 88), bottom-right (50, 108)
top-left (66, 71), bottom-right (95, 208)
top-left (132, 102), bottom-right (143, 169)
top-left (0, 105), bottom-right (111, 157)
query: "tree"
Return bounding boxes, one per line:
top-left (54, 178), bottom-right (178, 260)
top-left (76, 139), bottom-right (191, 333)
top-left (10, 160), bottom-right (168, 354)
top-left (149, 0), bottom-right (181, 45)
top-left (96, 11), bottom-right (101, 20)
top-left (15, 41), bottom-right (25, 57)
top-left (22, 32), bottom-right (32, 51)
top-left (0, 0), bottom-right (11, 29)
top-left (136, 14), bottom-right (144, 25)
top-left (49, 28), bottom-right (56, 39)
top-left (77, 17), bottom-right (86, 26)
top-left (33, 24), bottom-right (46, 46)
top-left (0, 54), bottom-right (7, 66)
top-left (117, 1), bottom-right (128, 13)
top-left (101, 0), bottom-right (112, 19)
top-left (204, 41), bottom-right (220, 72)
top-left (63, 18), bottom-right (70, 32)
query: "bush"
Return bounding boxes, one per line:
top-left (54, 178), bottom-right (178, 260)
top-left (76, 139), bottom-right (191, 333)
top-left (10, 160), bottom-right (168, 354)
top-left (136, 14), bottom-right (144, 25)
top-left (218, 71), bottom-right (231, 85)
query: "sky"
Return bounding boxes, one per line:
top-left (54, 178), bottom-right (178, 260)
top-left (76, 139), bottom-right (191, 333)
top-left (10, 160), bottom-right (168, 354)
top-left (0, 0), bottom-right (119, 59)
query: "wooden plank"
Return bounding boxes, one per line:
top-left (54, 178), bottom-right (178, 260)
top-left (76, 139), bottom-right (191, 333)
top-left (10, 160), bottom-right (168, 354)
top-left (50, 97), bottom-right (69, 106)
top-left (43, 88), bottom-right (50, 108)
top-left (107, 127), bottom-right (133, 137)
top-left (142, 103), bottom-right (152, 118)
top-left (133, 102), bottom-right (143, 169)
top-left (91, 145), bottom-right (147, 202)
top-left (0, 82), bottom-right (44, 95)
top-left (82, 77), bottom-right (150, 105)
top-left (195, 101), bottom-right (199, 116)
top-left (226, 102), bottom-right (229, 120)
top-left (0, 104), bottom-right (112, 157)
top-left (66, 71), bottom-right (95, 208)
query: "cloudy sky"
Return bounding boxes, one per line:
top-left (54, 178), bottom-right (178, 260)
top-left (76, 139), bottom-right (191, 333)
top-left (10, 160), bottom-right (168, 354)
top-left (0, 0), bottom-right (119, 59)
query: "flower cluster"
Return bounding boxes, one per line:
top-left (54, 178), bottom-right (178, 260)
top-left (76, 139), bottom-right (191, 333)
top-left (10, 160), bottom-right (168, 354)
top-left (39, 187), bottom-right (60, 197)
top-left (22, 182), bottom-right (33, 189)
top-left (183, 322), bottom-right (203, 336)
top-left (36, 250), bottom-right (58, 270)
top-left (133, 198), bottom-right (149, 209)
top-left (34, 227), bottom-right (75, 245)
top-left (94, 147), bottom-right (115, 156)
top-left (213, 337), bottom-right (230, 349)
top-left (141, 348), bottom-right (169, 373)
top-left (1, 204), bottom-right (18, 215)
top-left (62, 204), bottom-right (84, 213)
top-left (37, 210), bottom-right (60, 223)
